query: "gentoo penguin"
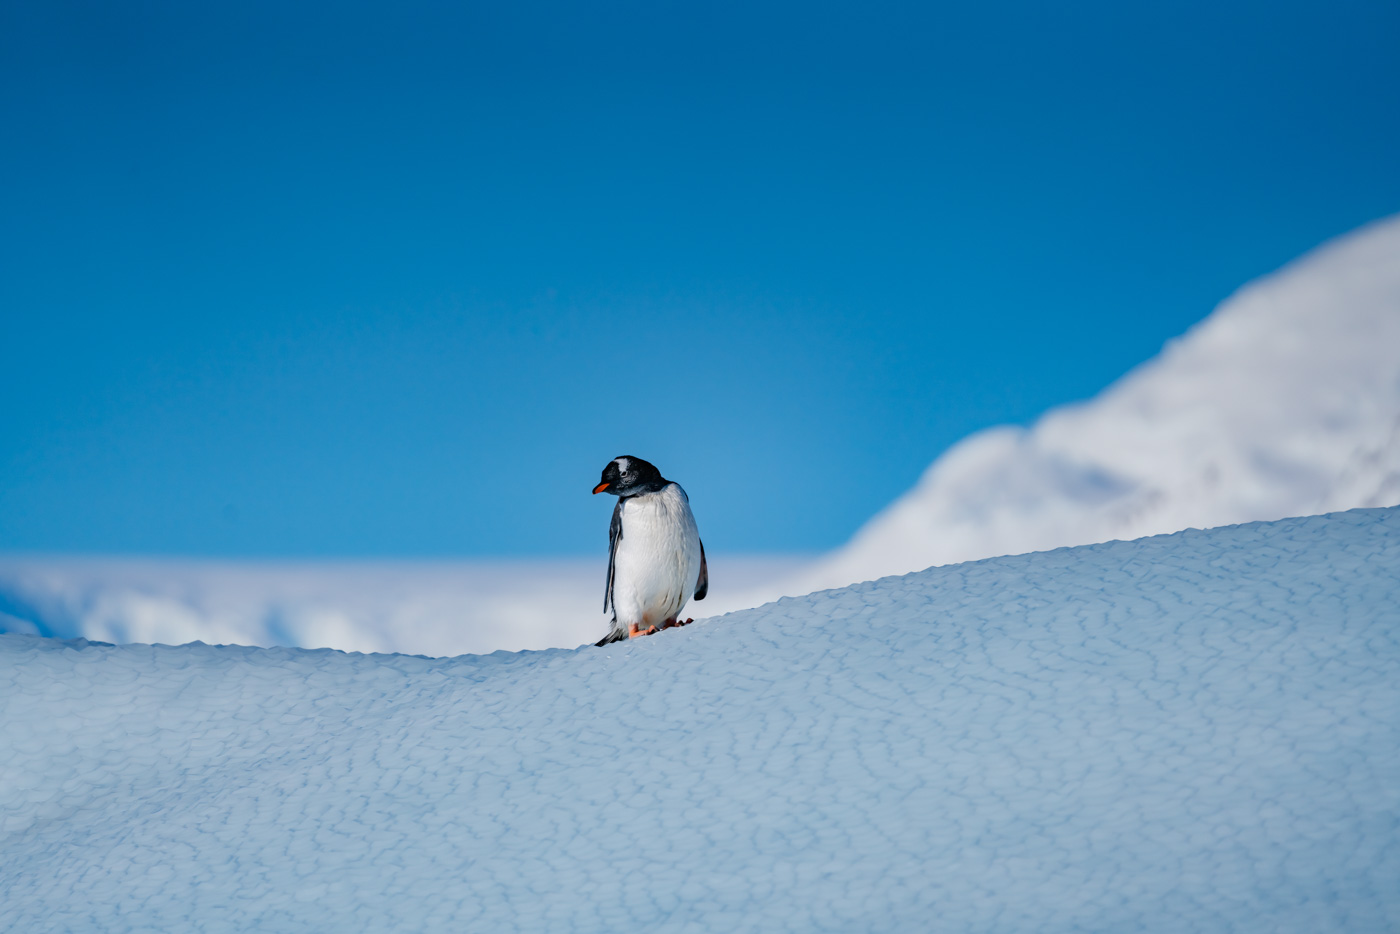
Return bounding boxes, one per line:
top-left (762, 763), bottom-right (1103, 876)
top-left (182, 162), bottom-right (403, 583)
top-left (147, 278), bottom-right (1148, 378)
top-left (592, 455), bottom-right (708, 645)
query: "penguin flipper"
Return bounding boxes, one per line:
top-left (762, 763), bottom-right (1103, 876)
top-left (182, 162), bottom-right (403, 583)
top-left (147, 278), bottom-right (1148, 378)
top-left (694, 538), bottom-right (708, 601)
top-left (604, 499), bottom-right (623, 617)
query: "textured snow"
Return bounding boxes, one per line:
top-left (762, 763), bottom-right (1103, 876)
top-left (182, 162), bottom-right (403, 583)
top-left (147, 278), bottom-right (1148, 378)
top-left (797, 214), bottom-right (1400, 595)
top-left (3, 506), bottom-right (1398, 933)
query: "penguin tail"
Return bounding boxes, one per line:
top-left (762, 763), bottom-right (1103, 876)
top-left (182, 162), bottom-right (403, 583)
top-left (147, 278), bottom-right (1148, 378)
top-left (594, 629), bottom-right (628, 647)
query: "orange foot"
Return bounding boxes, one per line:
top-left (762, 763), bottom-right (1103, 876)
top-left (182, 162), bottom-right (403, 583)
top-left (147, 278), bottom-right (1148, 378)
top-left (656, 617), bottom-right (695, 632)
top-left (627, 624), bottom-right (658, 638)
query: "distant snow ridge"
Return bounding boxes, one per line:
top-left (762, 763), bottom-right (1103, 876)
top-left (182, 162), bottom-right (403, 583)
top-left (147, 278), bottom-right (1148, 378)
top-left (0, 558), bottom-right (605, 656)
top-left (0, 555), bottom-right (805, 655)
top-left (802, 215), bottom-right (1400, 593)
top-left (2, 506), bottom-right (1397, 933)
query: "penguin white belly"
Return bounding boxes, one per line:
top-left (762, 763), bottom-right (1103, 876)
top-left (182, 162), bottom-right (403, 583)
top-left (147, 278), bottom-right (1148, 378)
top-left (612, 484), bottom-right (702, 629)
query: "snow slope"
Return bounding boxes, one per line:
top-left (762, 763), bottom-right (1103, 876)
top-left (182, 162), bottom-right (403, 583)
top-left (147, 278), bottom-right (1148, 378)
top-left (3, 506), bottom-right (1397, 933)
top-left (797, 214), bottom-right (1400, 594)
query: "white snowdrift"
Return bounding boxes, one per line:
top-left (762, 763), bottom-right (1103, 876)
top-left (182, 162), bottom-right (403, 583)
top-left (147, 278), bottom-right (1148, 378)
top-left (2, 506), bottom-right (1397, 932)
top-left (794, 214), bottom-right (1400, 594)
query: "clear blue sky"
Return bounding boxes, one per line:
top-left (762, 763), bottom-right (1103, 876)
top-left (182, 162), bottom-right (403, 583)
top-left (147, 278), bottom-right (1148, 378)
top-left (2, 0), bottom-right (1397, 558)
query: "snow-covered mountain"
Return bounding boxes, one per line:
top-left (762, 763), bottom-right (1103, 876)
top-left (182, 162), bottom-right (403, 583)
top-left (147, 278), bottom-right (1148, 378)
top-left (788, 214), bottom-right (1400, 595)
top-left (4, 507), bottom-right (1397, 932)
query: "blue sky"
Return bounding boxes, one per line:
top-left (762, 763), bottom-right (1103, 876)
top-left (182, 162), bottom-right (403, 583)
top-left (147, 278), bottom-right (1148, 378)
top-left (2, 0), bottom-right (1398, 558)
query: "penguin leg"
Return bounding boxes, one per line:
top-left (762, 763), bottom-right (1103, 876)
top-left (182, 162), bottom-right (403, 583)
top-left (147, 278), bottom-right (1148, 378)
top-left (627, 623), bottom-right (658, 638)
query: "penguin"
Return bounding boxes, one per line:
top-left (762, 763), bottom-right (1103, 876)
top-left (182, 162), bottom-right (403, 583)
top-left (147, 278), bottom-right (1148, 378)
top-left (592, 456), bottom-right (708, 645)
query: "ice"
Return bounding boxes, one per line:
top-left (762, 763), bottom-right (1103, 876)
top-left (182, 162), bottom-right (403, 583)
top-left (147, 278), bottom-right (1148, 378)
top-left (3, 506), bottom-right (1398, 932)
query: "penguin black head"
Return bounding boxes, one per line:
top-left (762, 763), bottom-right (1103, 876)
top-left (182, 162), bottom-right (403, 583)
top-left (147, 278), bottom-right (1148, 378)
top-left (592, 456), bottom-right (666, 497)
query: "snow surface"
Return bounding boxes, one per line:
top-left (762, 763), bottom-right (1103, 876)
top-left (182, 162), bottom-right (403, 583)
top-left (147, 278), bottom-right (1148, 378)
top-left (3, 506), bottom-right (1397, 933)
top-left (797, 214), bottom-right (1400, 595)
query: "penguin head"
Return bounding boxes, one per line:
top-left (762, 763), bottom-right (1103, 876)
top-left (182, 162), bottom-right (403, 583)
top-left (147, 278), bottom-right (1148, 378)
top-left (593, 456), bottom-right (665, 497)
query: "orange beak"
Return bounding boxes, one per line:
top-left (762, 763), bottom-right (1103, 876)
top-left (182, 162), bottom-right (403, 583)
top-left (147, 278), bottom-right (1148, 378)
top-left (592, 481), bottom-right (610, 494)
